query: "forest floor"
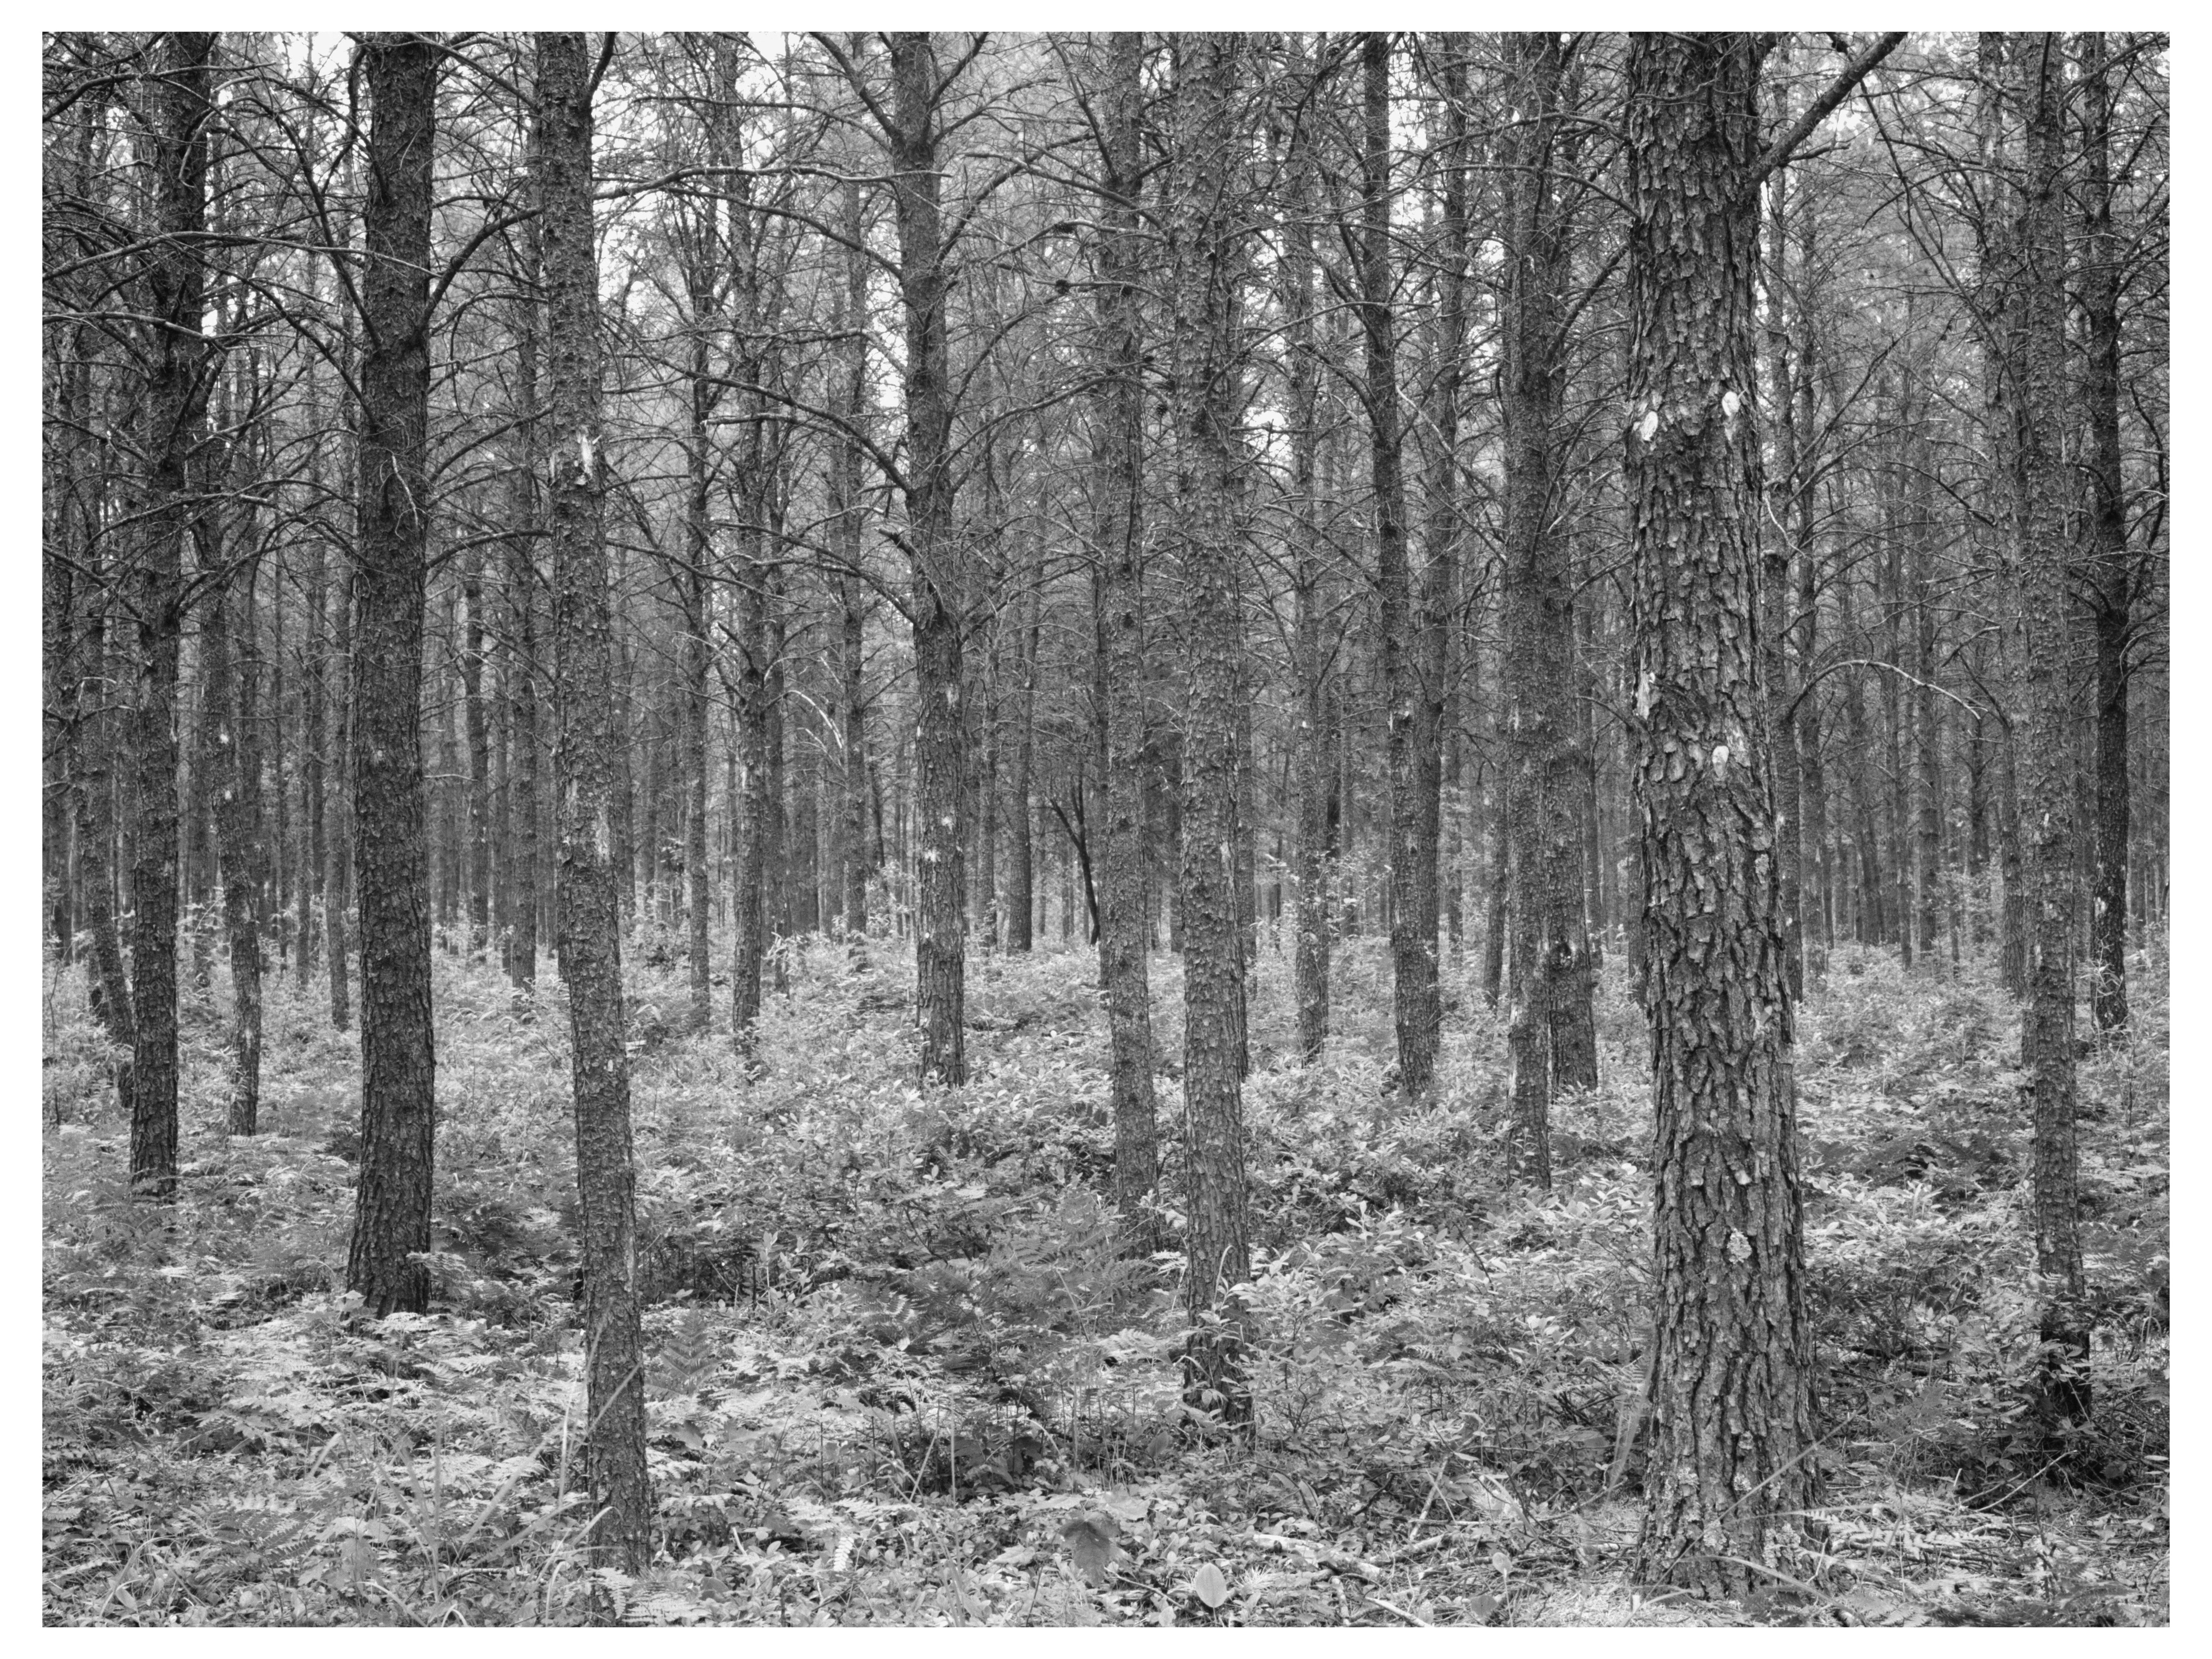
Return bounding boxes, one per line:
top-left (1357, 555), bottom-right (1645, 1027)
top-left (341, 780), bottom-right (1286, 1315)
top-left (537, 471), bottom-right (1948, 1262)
top-left (41, 925), bottom-right (2169, 1627)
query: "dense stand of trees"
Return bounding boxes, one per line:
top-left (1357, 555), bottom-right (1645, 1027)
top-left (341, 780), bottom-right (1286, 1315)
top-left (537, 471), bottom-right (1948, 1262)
top-left (43, 30), bottom-right (2166, 1598)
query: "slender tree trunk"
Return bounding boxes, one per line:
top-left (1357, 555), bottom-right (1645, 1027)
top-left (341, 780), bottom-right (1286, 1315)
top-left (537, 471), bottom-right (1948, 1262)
top-left (1624, 33), bottom-right (1815, 1595)
top-left (1912, 435), bottom-right (1943, 964)
top-left (1169, 30), bottom-right (1252, 1430)
top-left (1282, 35), bottom-right (1330, 1063)
top-left (463, 549), bottom-right (492, 958)
top-left (1089, 29), bottom-right (1160, 1248)
top-left (1425, 39), bottom-right (1470, 981)
top-left (127, 30), bottom-right (216, 1204)
top-left (1500, 30), bottom-right (1598, 1187)
top-left (2010, 29), bottom-right (2090, 1431)
top-left (300, 502), bottom-right (328, 989)
top-left (1005, 578), bottom-right (1039, 953)
top-left (326, 556), bottom-right (354, 1029)
top-left (346, 33), bottom-right (439, 1316)
top-left (834, 172), bottom-right (872, 947)
top-left (731, 473), bottom-right (769, 1051)
top-left (536, 29), bottom-right (652, 1579)
top-left (683, 305), bottom-right (716, 1031)
top-left (887, 33), bottom-right (967, 1085)
top-left (1359, 33), bottom-right (1442, 1103)
top-left (506, 167), bottom-right (543, 997)
top-left (2080, 30), bottom-right (2131, 1036)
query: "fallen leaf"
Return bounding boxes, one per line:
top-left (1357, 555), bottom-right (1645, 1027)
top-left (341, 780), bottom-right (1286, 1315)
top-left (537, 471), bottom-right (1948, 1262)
top-left (1192, 1563), bottom-right (1230, 1609)
top-left (1061, 1515), bottom-right (1119, 1586)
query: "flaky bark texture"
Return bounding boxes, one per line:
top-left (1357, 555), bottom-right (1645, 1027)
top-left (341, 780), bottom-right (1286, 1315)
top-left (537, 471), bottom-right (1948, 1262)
top-left (1282, 33), bottom-right (1330, 1065)
top-left (1501, 30), bottom-right (1598, 1189)
top-left (886, 34), bottom-right (968, 1086)
top-left (127, 30), bottom-right (215, 1202)
top-left (536, 30), bottom-right (653, 1579)
top-left (346, 32), bottom-right (438, 1316)
top-left (2010, 31), bottom-right (2089, 1431)
top-left (1358, 33), bottom-right (1442, 1103)
top-left (1089, 31), bottom-right (1161, 1248)
top-left (1624, 33), bottom-right (1815, 1596)
top-left (2079, 31), bottom-right (2131, 1038)
top-left (1170, 31), bottom-right (1253, 1430)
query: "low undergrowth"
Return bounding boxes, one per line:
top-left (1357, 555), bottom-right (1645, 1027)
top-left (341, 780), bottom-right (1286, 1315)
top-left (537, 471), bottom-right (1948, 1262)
top-left (42, 928), bottom-right (2167, 1626)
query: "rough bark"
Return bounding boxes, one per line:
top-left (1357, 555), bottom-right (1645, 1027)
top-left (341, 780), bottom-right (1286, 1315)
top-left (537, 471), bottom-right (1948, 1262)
top-left (346, 32), bottom-right (438, 1316)
top-left (127, 30), bottom-right (216, 1204)
top-left (1169, 30), bottom-right (1252, 1430)
top-left (886, 33), bottom-right (967, 1086)
top-left (1358, 32), bottom-right (1442, 1103)
top-left (1500, 30), bottom-right (1598, 1187)
top-left (1282, 33), bottom-right (1330, 1063)
top-left (2010, 30), bottom-right (2090, 1431)
top-left (536, 29), bottom-right (653, 1578)
top-left (1089, 29), bottom-right (1161, 1248)
top-left (1624, 32), bottom-right (1815, 1595)
top-left (2080, 30), bottom-right (2131, 1036)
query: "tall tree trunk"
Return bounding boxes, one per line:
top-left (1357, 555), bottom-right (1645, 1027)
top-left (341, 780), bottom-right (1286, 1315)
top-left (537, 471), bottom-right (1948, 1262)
top-left (682, 292), bottom-right (716, 1031)
top-left (1624, 32), bottom-right (1815, 1594)
top-left (536, 29), bottom-right (652, 1579)
top-left (1169, 30), bottom-right (1252, 1430)
top-left (1282, 33), bottom-right (1330, 1063)
top-left (887, 33), bottom-right (967, 1085)
top-left (1911, 430), bottom-right (1943, 964)
top-left (834, 171), bottom-right (872, 947)
top-left (506, 159), bottom-right (543, 997)
top-left (326, 556), bottom-right (354, 1029)
top-left (2010, 29), bottom-right (2090, 1431)
top-left (346, 33), bottom-right (439, 1316)
top-left (1005, 578), bottom-right (1039, 953)
top-left (1089, 29), bottom-right (1160, 1248)
top-left (1425, 38), bottom-right (1470, 981)
top-left (2080, 30), bottom-right (2131, 1036)
top-left (127, 30), bottom-right (216, 1204)
top-left (1358, 33), bottom-right (1442, 1103)
top-left (1501, 30), bottom-right (1598, 1188)
top-left (300, 481), bottom-right (328, 989)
